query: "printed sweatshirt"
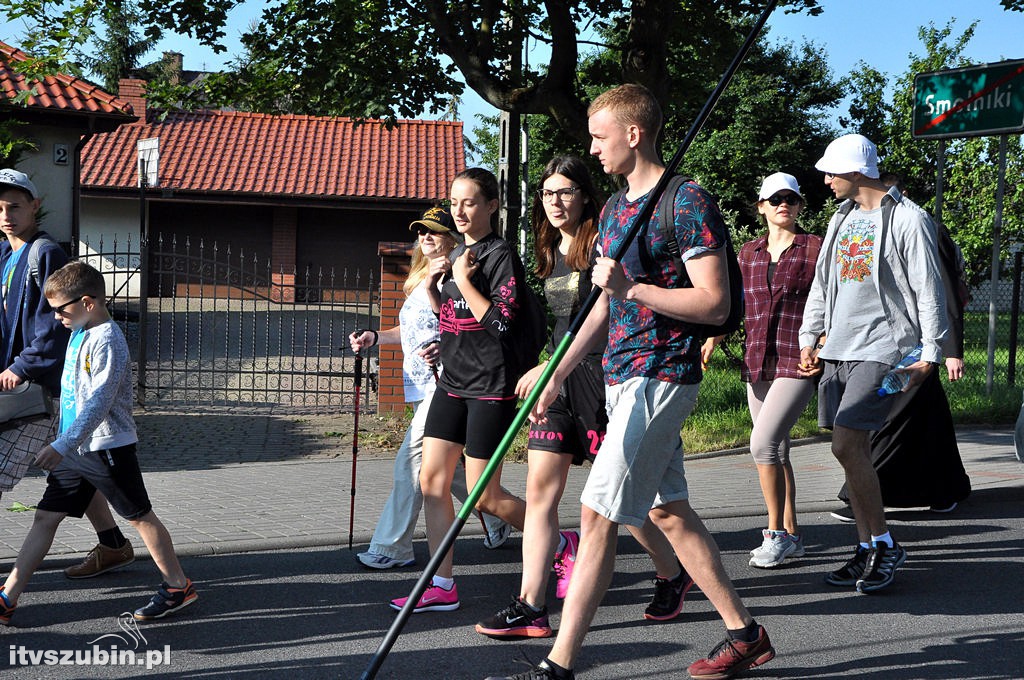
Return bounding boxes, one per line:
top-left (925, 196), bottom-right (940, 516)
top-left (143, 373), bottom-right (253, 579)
top-left (51, 320), bottom-right (137, 456)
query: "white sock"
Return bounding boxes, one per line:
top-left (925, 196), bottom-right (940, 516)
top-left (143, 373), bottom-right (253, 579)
top-left (432, 575), bottom-right (455, 590)
top-left (557, 533), bottom-right (567, 553)
top-left (871, 532), bottom-right (894, 548)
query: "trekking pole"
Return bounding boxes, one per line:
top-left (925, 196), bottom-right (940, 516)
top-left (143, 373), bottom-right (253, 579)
top-left (349, 350), bottom-right (364, 551)
top-left (359, 2), bottom-right (777, 676)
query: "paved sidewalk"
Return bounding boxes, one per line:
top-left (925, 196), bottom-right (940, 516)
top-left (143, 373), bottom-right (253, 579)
top-left (1, 411), bottom-right (1021, 564)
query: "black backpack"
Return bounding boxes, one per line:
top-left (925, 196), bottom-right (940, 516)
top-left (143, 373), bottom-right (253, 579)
top-left (450, 239), bottom-right (548, 379)
top-left (612, 174), bottom-right (744, 339)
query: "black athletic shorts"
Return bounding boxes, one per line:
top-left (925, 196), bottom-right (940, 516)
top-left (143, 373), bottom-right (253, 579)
top-left (423, 390), bottom-right (518, 460)
top-left (528, 357), bottom-right (607, 464)
top-left (38, 444), bottom-right (152, 520)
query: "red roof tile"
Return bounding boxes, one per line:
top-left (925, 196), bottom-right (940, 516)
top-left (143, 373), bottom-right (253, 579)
top-left (0, 41), bottom-right (135, 117)
top-left (81, 108), bottom-right (466, 201)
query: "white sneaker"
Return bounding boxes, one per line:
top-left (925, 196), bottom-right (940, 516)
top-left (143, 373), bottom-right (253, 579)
top-left (483, 522), bottom-right (512, 550)
top-left (357, 551), bottom-right (415, 569)
top-left (749, 530), bottom-right (797, 569)
top-left (749, 529), bottom-right (774, 557)
top-left (788, 534), bottom-right (806, 557)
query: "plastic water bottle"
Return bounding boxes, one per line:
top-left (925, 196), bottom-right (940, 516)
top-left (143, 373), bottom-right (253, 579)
top-left (877, 345), bottom-right (923, 396)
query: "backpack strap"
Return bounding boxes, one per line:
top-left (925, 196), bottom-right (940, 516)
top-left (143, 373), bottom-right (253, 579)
top-left (656, 175), bottom-right (691, 279)
top-left (27, 236), bottom-right (57, 290)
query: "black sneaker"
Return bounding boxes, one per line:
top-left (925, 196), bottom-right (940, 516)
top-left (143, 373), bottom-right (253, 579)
top-left (644, 562), bottom-right (695, 621)
top-left (824, 545), bottom-right (869, 587)
top-left (133, 579), bottom-right (198, 621)
top-left (475, 596), bottom-right (552, 639)
top-left (856, 542), bottom-right (907, 593)
top-left (483, 658), bottom-right (575, 680)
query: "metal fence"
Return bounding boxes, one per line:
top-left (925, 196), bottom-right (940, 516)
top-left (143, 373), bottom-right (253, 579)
top-left (959, 252), bottom-right (1024, 400)
top-left (79, 232), bottom-right (377, 413)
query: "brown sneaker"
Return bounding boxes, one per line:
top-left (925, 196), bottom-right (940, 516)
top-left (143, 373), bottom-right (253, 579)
top-left (64, 541), bottom-right (135, 579)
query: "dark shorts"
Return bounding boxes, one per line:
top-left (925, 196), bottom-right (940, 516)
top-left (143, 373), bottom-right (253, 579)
top-left (37, 444), bottom-right (152, 520)
top-left (423, 390), bottom-right (518, 460)
top-left (818, 360), bottom-right (896, 432)
top-left (528, 358), bottom-right (607, 465)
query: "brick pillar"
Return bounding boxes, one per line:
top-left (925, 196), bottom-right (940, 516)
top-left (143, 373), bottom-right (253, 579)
top-left (271, 207), bottom-right (297, 303)
top-left (377, 241), bottom-right (413, 413)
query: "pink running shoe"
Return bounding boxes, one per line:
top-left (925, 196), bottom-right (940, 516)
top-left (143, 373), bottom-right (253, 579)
top-left (389, 583), bottom-right (460, 613)
top-left (553, 530), bottom-right (579, 600)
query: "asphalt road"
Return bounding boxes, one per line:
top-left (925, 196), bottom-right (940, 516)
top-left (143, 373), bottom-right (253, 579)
top-left (3, 494), bottom-right (1023, 680)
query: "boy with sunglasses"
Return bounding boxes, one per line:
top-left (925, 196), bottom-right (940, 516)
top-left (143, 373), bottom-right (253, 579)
top-left (0, 261), bottom-right (197, 625)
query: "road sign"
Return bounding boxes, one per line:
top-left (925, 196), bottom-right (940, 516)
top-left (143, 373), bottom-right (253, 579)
top-left (913, 59), bottom-right (1024, 139)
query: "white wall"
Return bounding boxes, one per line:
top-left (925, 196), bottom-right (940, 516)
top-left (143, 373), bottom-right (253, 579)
top-left (15, 125), bottom-right (81, 243)
top-left (80, 196), bottom-right (142, 298)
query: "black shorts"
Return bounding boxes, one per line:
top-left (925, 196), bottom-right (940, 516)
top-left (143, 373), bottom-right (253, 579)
top-left (423, 390), bottom-right (518, 460)
top-left (37, 444), bottom-right (153, 520)
top-left (528, 358), bottom-right (607, 465)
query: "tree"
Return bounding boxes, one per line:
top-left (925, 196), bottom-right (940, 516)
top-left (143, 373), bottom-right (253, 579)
top-left (471, 17), bottom-right (844, 238)
top-left (2, 0), bottom-right (828, 132)
top-left (79, 0), bottom-right (162, 94)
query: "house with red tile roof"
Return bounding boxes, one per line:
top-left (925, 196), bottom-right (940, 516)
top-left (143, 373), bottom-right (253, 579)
top-left (1, 40), bottom-right (136, 244)
top-left (79, 77), bottom-right (465, 293)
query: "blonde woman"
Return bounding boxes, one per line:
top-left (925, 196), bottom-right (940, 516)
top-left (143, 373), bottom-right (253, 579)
top-left (350, 207), bottom-right (507, 570)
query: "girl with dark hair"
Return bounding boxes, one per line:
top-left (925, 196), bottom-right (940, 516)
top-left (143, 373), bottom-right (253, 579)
top-left (389, 168), bottom-right (528, 613)
top-left (476, 156), bottom-right (687, 639)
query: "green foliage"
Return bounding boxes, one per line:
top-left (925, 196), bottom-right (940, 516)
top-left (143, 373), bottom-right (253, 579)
top-left (0, 120), bottom-right (37, 167)
top-left (79, 0), bottom-right (162, 93)
top-left (472, 20), bottom-right (845, 239)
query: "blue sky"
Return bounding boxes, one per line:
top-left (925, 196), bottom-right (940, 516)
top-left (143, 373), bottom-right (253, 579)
top-left (3, 0), bottom-right (1023, 130)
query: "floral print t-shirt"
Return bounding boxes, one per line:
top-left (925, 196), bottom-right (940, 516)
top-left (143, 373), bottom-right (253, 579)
top-left (598, 179), bottom-right (728, 386)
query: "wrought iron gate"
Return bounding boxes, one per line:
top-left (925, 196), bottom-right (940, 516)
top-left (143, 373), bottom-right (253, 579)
top-left (80, 232), bottom-right (377, 412)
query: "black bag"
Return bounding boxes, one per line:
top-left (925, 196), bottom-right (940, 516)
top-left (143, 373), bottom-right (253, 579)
top-left (0, 382), bottom-right (53, 430)
top-left (613, 174), bottom-right (744, 339)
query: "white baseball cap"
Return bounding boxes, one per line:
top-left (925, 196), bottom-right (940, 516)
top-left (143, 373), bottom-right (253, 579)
top-left (758, 172), bottom-right (802, 200)
top-left (814, 134), bottom-right (880, 179)
top-left (0, 168), bottom-right (39, 200)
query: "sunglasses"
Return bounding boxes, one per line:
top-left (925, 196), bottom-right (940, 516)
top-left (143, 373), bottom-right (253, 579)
top-left (413, 226), bottom-right (437, 236)
top-left (766, 194), bottom-right (801, 207)
top-left (51, 295), bottom-right (86, 314)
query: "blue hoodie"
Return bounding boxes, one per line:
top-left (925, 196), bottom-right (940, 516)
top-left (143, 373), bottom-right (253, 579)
top-left (0, 230), bottom-right (70, 395)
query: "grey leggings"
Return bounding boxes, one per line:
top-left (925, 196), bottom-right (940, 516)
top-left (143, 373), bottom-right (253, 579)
top-left (746, 378), bottom-right (816, 466)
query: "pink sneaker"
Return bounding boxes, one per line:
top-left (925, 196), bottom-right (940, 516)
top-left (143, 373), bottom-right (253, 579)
top-left (389, 583), bottom-right (459, 613)
top-left (553, 530), bottom-right (579, 600)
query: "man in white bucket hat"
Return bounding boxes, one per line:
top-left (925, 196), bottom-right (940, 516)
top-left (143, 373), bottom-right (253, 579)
top-left (798, 134), bottom-right (948, 594)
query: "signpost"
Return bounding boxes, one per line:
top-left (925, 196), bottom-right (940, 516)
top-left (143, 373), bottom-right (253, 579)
top-left (913, 60), bottom-right (1024, 393)
top-left (913, 59), bottom-right (1024, 139)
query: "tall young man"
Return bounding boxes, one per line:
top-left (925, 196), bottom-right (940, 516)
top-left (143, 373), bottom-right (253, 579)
top-left (798, 134), bottom-right (948, 593)
top-left (485, 84), bottom-right (774, 680)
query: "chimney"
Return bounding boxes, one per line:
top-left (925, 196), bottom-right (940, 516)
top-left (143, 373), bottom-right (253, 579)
top-left (118, 78), bottom-right (147, 123)
top-left (163, 51), bottom-right (184, 85)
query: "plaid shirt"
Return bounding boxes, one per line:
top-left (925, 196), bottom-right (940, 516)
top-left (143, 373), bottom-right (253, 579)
top-left (739, 232), bottom-right (822, 383)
